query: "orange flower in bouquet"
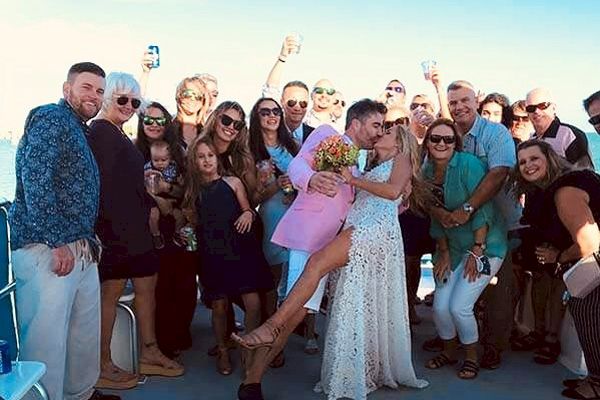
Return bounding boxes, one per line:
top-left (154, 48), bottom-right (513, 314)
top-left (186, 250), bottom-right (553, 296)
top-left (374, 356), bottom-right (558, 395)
top-left (313, 135), bottom-right (360, 172)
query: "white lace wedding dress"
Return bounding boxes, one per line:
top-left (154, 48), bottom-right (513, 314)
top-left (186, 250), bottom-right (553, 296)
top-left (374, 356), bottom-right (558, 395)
top-left (314, 159), bottom-right (429, 399)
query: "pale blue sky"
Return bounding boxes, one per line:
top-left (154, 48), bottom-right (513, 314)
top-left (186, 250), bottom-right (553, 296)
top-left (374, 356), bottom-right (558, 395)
top-left (1, 0), bottom-right (599, 136)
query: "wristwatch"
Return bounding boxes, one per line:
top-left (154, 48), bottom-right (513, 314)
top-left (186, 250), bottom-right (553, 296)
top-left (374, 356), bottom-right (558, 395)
top-left (462, 202), bottom-right (474, 214)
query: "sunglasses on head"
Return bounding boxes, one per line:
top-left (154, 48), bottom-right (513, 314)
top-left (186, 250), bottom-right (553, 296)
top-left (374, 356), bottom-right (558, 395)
top-left (180, 89), bottom-right (204, 101)
top-left (220, 114), bottom-right (245, 131)
top-left (258, 107), bottom-right (282, 117)
top-left (286, 99), bottom-right (308, 109)
top-left (143, 116), bottom-right (167, 126)
top-left (333, 100), bottom-right (346, 107)
top-left (428, 134), bottom-right (456, 144)
top-left (525, 102), bottom-right (551, 113)
top-left (115, 96), bottom-right (141, 109)
top-left (313, 87), bottom-right (336, 95)
top-left (410, 102), bottom-right (432, 111)
top-left (513, 115), bottom-right (529, 123)
top-left (386, 86), bottom-right (405, 94)
top-left (383, 118), bottom-right (409, 130)
top-left (589, 115), bottom-right (600, 125)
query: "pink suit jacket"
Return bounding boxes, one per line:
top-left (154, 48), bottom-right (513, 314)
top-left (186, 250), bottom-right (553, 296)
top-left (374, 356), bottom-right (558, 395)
top-left (271, 125), bottom-right (354, 253)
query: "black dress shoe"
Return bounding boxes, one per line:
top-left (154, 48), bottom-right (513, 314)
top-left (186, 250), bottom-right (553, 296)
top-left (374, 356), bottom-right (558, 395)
top-left (89, 389), bottom-right (121, 400)
top-left (238, 383), bottom-right (264, 400)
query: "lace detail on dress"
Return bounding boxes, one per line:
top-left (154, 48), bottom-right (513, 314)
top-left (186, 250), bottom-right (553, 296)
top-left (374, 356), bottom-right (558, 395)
top-left (316, 160), bottom-right (429, 399)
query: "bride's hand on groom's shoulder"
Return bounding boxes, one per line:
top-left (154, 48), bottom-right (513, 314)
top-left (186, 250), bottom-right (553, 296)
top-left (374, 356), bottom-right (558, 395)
top-left (309, 171), bottom-right (342, 197)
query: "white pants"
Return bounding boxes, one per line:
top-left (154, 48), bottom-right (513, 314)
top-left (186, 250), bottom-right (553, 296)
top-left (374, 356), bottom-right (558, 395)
top-left (286, 249), bottom-right (328, 313)
top-left (433, 256), bottom-right (503, 345)
top-left (12, 242), bottom-right (100, 400)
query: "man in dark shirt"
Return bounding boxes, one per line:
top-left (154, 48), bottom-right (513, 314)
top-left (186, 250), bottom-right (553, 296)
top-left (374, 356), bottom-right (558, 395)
top-left (584, 90), bottom-right (600, 135)
top-left (9, 63), bottom-right (119, 400)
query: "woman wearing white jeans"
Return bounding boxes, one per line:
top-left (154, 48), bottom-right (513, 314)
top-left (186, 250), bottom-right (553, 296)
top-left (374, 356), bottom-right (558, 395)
top-left (421, 119), bottom-right (508, 380)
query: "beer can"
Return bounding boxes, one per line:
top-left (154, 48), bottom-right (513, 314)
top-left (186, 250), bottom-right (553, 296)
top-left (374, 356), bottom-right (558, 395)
top-left (181, 226), bottom-right (197, 252)
top-left (0, 339), bottom-right (12, 374)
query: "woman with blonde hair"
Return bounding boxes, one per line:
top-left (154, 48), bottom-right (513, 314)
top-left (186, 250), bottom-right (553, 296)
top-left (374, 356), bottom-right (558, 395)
top-left (169, 76), bottom-right (210, 149)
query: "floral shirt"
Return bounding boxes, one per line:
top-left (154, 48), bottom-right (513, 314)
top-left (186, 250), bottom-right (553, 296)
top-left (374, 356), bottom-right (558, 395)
top-left (8, 99), bottom-right (100, 250)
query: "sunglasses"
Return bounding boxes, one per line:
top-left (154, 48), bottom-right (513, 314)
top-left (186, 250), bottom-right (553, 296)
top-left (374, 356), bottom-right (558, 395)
top-left (428, 134), bottom-right (456, 144)
top-left (143, 116), bottom-right (167, 126)
top-left (220, 114), bottom-right (245, 131)
top-left (180, 89), bottom-right (204, 101)
top-left (386, 86), bottom-right (405, 94)
top-left (588, 115), bottom-right (600, 125)
top-left (115, 96), bottom-right (141, 109)
top-left (286, 99), bottom-right (308, 109)
top-left (525, 102), bottom-right (551, 113)
top-left (333, 100), bottom-right (346, 107)
top-left (258, 107), bottom-right (282, 117)
top-left (383, 118), bottom-right (409, 130)
top-left (513, 115), bottom-right (530, 123)
top-left (313, 87), bottom-right (336, 95)
top-left (410, 102), bottom-right (432, 111)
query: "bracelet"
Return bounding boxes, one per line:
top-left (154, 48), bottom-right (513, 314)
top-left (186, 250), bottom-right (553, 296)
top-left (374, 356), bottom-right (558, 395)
top-left (277, 57), bottom-right (287, 63)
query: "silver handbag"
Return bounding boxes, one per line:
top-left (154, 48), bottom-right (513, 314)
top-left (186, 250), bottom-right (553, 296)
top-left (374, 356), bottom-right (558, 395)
top-left (562, 252), bottom-right (600, 298)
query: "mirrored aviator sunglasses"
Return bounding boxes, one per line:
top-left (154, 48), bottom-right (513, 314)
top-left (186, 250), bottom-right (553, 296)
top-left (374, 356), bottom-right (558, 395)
top-left (180, 89), bottom-right (204, 101)
top-left (313, 87), bottom-right (336, 95)
top-left (143, 116), bottom-right (167, 126)
top-left (220, 114), bottom-right (245, 131)
top-left (116, 96), bottom-right (141, 109)
top-left (286, 99), bottom-right (308, 109)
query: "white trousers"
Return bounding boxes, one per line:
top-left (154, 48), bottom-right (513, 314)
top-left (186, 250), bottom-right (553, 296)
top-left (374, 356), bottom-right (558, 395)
top-left (433, 256), bottom-right (503, 345)
top-left (286, 249), bottom-right (328, 313)
top-left (12, 242), bottom-right (100, 400)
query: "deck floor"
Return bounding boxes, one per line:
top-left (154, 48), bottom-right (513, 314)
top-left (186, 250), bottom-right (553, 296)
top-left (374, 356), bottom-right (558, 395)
top-left (105, 300), bottom-right (572, 400)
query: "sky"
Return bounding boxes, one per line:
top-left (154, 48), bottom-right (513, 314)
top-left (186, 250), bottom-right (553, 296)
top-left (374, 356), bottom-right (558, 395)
top-left (1, 0), bottom-right (599, 139)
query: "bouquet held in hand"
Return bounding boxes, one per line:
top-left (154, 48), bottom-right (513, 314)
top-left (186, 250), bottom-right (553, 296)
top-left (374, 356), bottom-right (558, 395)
top-left (313, 135), bottom-right (359, 172)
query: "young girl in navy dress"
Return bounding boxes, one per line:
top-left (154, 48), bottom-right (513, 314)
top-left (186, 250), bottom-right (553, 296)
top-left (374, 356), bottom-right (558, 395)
top-left (183, 135), bottom-right (273, 375)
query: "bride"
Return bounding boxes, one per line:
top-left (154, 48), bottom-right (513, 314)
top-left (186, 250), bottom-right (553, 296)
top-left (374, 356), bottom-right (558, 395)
top-left (234, 125), bottom-right (430, 399)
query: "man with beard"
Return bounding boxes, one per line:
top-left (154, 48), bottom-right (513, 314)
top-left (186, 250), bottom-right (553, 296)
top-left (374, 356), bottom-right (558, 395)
top-left (8, 62), bottom-right (119, 400)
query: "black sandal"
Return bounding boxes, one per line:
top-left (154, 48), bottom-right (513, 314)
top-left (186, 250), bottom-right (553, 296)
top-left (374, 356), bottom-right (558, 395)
top-left (511, 331), bottom-right (543, 351)
top-left (533, 340), bottom-right (561, 365)
top-left (425, 353), bottom-right (458, 369)
top-left (564, 378), bottom-right (588, 388)
top-left (562, 378), bottom-right (600, 400)
top-left (458, 359), bottom-right (479, 380)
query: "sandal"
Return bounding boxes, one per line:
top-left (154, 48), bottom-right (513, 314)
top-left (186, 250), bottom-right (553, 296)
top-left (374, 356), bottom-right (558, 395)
top-left (511, 331), bottom-right (544, 351)
top-left (425, 353), bottom-right (458, 369)
top-left (533, 340), bottom-right (561, 365)
top-left (216, 348), bottom-right (233, 376)
top-left (458, 359), bottom-right (479, 380)
top-left (231, 320), bottom-right (283, 350)
top-left (96, 364), bottom-right (138, 390)
top-left (139, 342), bottom-right (185, 377)
top-left (562, 378), bottom-right (600, 399)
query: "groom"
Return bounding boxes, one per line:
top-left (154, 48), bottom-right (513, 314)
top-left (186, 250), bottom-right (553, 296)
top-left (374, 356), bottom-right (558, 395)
top-left (239, 99), bottom-right (386, 400)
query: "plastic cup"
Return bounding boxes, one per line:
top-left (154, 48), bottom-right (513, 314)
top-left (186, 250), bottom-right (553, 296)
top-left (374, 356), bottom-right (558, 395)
top-left (145, 174), bottom-right (160, 194)
top-left (289, 32), bottom-right (303, 54)
top-left (421, 60), bottom-right (437, 80)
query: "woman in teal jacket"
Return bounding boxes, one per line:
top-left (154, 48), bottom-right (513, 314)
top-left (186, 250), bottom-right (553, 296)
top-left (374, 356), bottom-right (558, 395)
top-left (421, 119), bottom-right (507, 380)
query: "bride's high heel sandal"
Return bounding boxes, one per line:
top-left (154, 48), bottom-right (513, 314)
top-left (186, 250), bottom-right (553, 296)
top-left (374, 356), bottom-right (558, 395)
top-left (231, 320), bottom-right (283, 350)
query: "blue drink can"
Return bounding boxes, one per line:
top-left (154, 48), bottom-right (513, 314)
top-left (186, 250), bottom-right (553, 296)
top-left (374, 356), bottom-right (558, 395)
top-left (0, 339), bottom-right (11, 374)
top-left (148, 45), bottom-right (160, 68)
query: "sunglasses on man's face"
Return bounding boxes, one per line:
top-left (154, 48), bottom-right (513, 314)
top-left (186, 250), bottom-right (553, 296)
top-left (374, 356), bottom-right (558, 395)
top-left (286, 99), bottom-right (308, 109)
top-left (220, 114), bottom-right (245, 131)
top-left (383, 118), bottom-right (409, 130)
top-left (115, 96), bottom-right (141, 109)
top-left (410, 102), bottom-right (432, 111)
top-left (513, 115), bottom-right (530, 123)
top-left (143, 116), bottom-right (167, 126)
top-left (258, 107), bottom-right (282, 117)
top-left (313, 87), bottom-right (336, 95)
top-left (525, 102), bottom-right (551, 113)
top-left (428, 134), bottom-right (456, 144)
top-left (386, 86), bottom-right (405, 94)
top-left (180, 89), bottom-right (204, 101)
top-left (589, 114), bottom-right (600, 126)
top-left (333, 100), bottom-right (346, 107)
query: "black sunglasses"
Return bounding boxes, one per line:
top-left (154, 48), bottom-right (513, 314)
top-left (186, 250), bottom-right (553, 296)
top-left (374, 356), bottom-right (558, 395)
top-left (220, 114), bottom-right (245, 131)
top-left (428, 134), bottom-right (456, 144)
top-left (589, 115), bottom-right (600, 125)
top-left (258, 107), bottom-right (282, 117)
top-left (385, 86), bottom-right (405, 94)
top-left (410, 102), bottom-right (432, 111)
top-left (513, 115), bottom-right (529, 123)
top-left (115, 96), bottom-right (141, 109)
top-left (286, 99), bottom-right (308, 109)
top-left (525, 102), bottom-right (551, 113)
top-left (333, 100), bottom-right (346, 107)
top-left (383, 118), bottom-right (409, 130)
top-left (143, 116), bottom-right (167, 126)
top-left (313, 87), bottom-right (336, 95)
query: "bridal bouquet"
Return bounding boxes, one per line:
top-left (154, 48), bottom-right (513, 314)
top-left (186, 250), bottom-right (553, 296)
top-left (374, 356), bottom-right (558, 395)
top-left (313, 135), bottom-right (359, 172)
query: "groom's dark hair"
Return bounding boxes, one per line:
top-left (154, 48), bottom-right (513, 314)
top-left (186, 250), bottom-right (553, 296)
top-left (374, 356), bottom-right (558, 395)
top-left (345, 99), bottom-right (387, 130)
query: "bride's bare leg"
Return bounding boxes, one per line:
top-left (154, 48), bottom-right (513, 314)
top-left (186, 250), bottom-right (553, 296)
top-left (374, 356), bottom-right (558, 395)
top-left (233, 228), bottom-right (353, 348)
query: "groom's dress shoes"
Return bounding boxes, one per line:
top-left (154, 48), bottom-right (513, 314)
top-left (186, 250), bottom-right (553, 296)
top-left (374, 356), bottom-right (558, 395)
top-left (238, 383), bottom-right (264, 400)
